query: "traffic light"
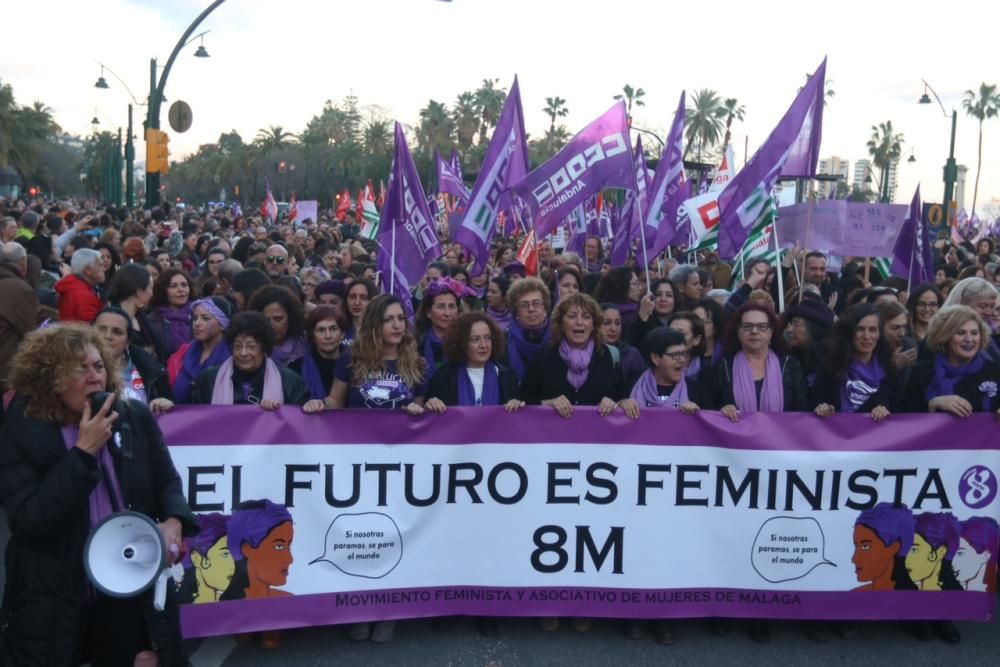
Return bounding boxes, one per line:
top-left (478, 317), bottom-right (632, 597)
top-left (27, 187), bottom-right (38, 197)
top-left (145, 129), bottom-right (170, 174)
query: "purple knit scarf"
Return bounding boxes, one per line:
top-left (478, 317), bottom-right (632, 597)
top-left (685, 355), bottom-right (702, 379)
top-left (271, 335), bottom-right (307, 367)
top-left (422, 329), bottom-right (445, 371)
top-left (157, 303), bottom-right (193, 352)
top-left (732, 350), bottom-right (784, 412)
top-left (507, 319), bottom-right (550, 380)
top-left (485, 306), bottom-right (513, 332)
top-left (456, 363), bottom-right (501, 406)
top-left (61, 424), bottom-right (124, 528)
top-left (926, 352), bottom-right (986, 406)
top-left (559, 339), bottom-right (594, 390)
top-left (630, 368), bottom-right (688, 409)
top-left (841, 357), bottom-right (885, 413)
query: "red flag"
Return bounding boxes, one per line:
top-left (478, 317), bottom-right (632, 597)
top-left (516, 229), bottom-right (539, 276)
top-left (335, 189), bottom-right (351, 222)
top-left (287, 192), bottom-right (298, 223)
top-left (377, 180), bottom-right (386, 209)
top-left (355, 189), bottom-right (365, 224)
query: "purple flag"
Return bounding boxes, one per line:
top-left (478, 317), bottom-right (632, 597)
top-left (611, 137), bottom-right (651, 267)
top-left (890, 186), bottom-right (932, 287)
top-left (778, 64), bottom-right (826, 179)
top-left (449, 148), bottom-right (463, 177)
top-left (566, 202), bottom-right (589, 257)
top-left (513, 101), bottom-right (637, 239)
top-left (454, 77), bottom-right (530, 276)
top-left (717, 58), bottom-right (827, 258)
top-left (376, 123), bottom-right (442, 290)
top-left (436, 150), bottom-right (471, 201)
top-left (645, 92), bottom-right (688, 260)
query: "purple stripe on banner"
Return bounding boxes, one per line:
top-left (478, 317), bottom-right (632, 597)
top-left (158, 406), bottom-right (997, 453)
top-left (181, 586), bottom-right (993, 637)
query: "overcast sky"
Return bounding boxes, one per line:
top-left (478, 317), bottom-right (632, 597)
top-left (3, 0), bottom-right (997, 211)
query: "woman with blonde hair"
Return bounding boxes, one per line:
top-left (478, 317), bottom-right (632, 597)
top-left (903, 305), bottom-right (1000, 417)
top-left (0, 323), bottom-right (196, 665)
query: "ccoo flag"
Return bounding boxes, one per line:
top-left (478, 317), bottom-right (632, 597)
top-left (376, 122), bottom-right (442, 290)
top-left (454, 77), bottom-right (530, 276)
top-left (513, 101), bottom-right (637, 240)
top-left (436, 150), bottom-right (471, 201)
top-left (645, 91), bottom-right (688, 260)
top-left (717, 58), bottom-right (827, 258)
top-left (890, 186), bottom-right (933, 287)
top-left (611, 136), bottom-right (651, 266)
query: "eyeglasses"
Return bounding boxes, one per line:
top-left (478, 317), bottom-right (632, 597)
top-left (662, 350), bottom-right (690, 362)
top-left (739, 322), bottom-right (772, 333)
top-left (232, 341), bottom-right (261, 353)
top-left (518, 300), bottom-right (544, 311)
top-left (266, 255), bottom-right (287, 264)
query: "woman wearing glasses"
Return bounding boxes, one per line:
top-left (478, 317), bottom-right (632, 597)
top-left (715, 303), bottom-right (808, 422)
top-left (191, 312), bottom-right (310, 408)
top-left (907, 284), bottom-right (942, 344)
top-left (504, 278), bottom-right (552, 382)
top-left (630, 328), bottom-right (714, 413)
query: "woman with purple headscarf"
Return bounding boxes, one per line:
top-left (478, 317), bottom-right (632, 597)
top-left (223, 499), bottom-right (294, 649)
top-left (852, 502), bottom-right (917, 591)
top-left (181, 513), bottom-right (234, 604)
top-left (953, 516), bottom-right (998, 592)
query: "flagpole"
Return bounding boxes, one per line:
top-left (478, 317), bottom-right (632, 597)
top-left (798, 179), bottom-right (815, 303)
top-left (635, 192), bottom-right (652, 294)
top-left (390, 220), bottom-right (397, 295)
top-left (907, 238), bottom-right (916, 293)
top-left (770, 198), bottom-right (786, 313)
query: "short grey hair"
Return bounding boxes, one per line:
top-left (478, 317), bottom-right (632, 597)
top-left (669, 263), bottom-right (699, 287)
top-left (71, 248), bottom-right (102, 275)
top-left (0, 241), bottom-right (26, 263)
top-left (944, 277), bottom-right (998, 307)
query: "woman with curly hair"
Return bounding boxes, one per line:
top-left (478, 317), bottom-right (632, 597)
top-left (249, 285), bottom-right (307, 367)
top-left (0, 323), bottom-right (196, 666)
top-left (593, 266), bottom-right (641, 332)
top-left (146, 267), bottom-right (195, 361)
top-left (424, 312), bottom-right (523, 411)
top-left (306, 294), bottom-right (428, 416)
top-left (504, 278), bottom-right (553, 381)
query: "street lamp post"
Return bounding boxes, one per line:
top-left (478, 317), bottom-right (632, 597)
top-left (919, 80), bottom-right (958, 224)
top-left (95, 62), bottom-right (142, 207)
top-left (146, 0), bottom-right (228, 208)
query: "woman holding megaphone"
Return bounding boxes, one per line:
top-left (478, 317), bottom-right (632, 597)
top-left (0, 323), bottom-right (197, 666)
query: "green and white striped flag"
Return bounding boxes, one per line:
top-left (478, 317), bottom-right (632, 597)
top-left (873, 257), bottom-right (892, 279)
top-left (359, 185), bottom-right (380, 240)
top-left (690, 197), bottom-right (776, 255)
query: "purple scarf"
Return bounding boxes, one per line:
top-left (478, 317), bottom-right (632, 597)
top-left (157, 303), bottom-right (193, 353)
top-left (507, 319), bottom-right (550, 380)
top-left (211, 357), bottom-right (284, 404)
top-left (630, 368), bottom-right (689, 409)
top-left (486, 306), bottom-right (513, 332)
top-left (300, 347), bottom-right (334, 400)
top-left (926, 352), bottom-right (986, 405)
top-left (841, 357), bottom-right (885, 413)
top-left (174, 339), bottom-right (230, 403)
top-left (422, 329), bottom-right (445, 371)
top-left (685, 355), bottom-right (702, 379)
top-left (559, 339), bottom-right (594, 390)
top-left (456, 363), bottom-right (501, 406)
top-left (61, 424), bottom-right (124, 528)
top-left (732, 350), bottom-right (784, 412)
top-left (271, 335), bottom-right (307, 368)
top-left (616, 302), bottom-right (639, 332)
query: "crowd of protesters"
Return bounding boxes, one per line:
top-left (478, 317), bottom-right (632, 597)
top-left (1, 195), bottom-right (999, 660)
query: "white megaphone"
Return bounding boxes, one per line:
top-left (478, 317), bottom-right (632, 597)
top-left (84, 511), bottom-right (171, 611)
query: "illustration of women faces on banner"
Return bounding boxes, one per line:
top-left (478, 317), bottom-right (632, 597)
top-left (179, 513), bottom-right (235, 604)
top-left (221, 499), bottom-right (295, 600)
top-left (905, 512), bottom-right (964, 591)
top-left (952, 517), bottom-right (999, 592)
top-left (851, 502), bottom-right (918, 591)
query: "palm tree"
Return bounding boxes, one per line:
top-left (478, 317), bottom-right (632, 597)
top-left (866, 121), bottom-right (904, 203)
top-left (543, 96), bottom-right (569, 133)
top-left (684, 89), bottom-right (727, 160)
top-left (475, 78), bottom-right (506, 145)
top-left (417, 100), bottom-right (454, 159)
top-left (452, 91), bottom-right (480, 150)
top-left (719, 97), bottom-right (746, 155)
top-left (254, 125), bottom-right (295, 155)
top-left (962, 83), bottom-right (1000, 218)
top-left (614, 84), bottom-right (645, 121)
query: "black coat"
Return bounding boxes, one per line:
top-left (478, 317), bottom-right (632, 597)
top-left (522, 344), bottom-right (626, 405)
top-left (713, 353), bottom-right (809, 413)
top-left (810, 365), bottom-right (896, 413)
top-left (425, 362), bottom-right (520, 406)
top-left (901, 357), bottom-right (1000, 413)
top-left (627, 313), bottom-right (671, 350)
top-left (129, 344), bottom-right (173, 403)
top-left (0, 398), bottom-right (197, 666)
top-left (191, 364), bottom-right (310, 406)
